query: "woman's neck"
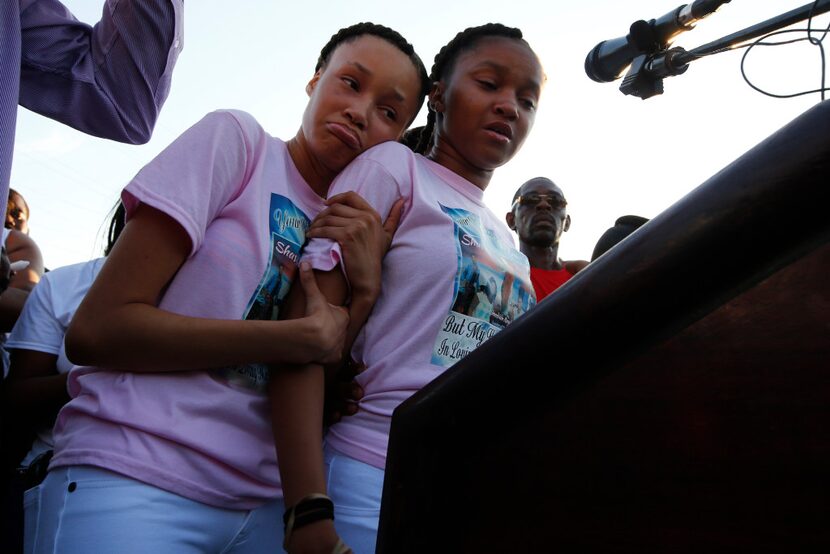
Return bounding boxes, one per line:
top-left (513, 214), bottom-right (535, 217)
top-left (426, 143), bottom-right (493, 191)
top-left (286, 132), bottom-right (336, 198)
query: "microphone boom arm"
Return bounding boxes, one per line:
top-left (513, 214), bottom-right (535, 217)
top-left (620, 0), bottom-right (830, 99)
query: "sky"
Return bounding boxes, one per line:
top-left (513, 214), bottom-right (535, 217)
top-left (11, 0), bottom-right (830, 268)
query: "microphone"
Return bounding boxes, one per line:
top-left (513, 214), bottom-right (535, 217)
top-left (585, 0), bottom-right (731, 83)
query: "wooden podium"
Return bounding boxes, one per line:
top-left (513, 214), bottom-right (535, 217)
top-left (377, 100), bottom-right (830, 553)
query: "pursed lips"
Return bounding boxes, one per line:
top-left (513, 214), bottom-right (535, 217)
top-left (327, 122), bottom-right (362, 150)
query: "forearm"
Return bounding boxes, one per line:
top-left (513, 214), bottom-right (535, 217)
top-left (268, 364), bottom-right (327, 506)
top-left (0, 288), bottom-right (29, 332)
top-left (66, 304), bottom-right (317, 372)
top-left (269, 268), bottom-right (348, 504)
top-left (345, 291), bottom-right (377, 353)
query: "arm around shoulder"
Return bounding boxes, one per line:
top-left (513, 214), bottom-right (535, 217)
top-left (65, 206), bottom-right (342, 371)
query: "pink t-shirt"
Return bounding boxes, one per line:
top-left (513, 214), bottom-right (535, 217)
top-left (51, 110), bottom-right (326, 509)
top-left (304, 142), bottom-right (536, 469)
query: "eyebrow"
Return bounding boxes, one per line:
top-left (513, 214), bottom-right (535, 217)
top-left (349, 61), bottom-right (372, 76)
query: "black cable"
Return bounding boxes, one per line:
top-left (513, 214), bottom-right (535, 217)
top-left (739, 29), bottom-right (828, 99)
top-left (738, 1), bottom-right (829, 100)
top-left (681, 1), bottom-right (829, 100)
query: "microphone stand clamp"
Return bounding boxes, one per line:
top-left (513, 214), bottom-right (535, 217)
top-left (620, 48), bottom-right (690, 100)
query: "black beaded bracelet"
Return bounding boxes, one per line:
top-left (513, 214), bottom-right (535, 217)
top-left (283, 493), bottom-right (335, 548)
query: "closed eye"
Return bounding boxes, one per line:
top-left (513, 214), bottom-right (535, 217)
top-left (476, 79), bottom-right (497, 90)
top-left (342, 76), bottom-right (359, 91)
top-left (520, 97), bottom-right (536, 111)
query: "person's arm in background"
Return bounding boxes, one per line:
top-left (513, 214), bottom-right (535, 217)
top-left (0, 230), bottom-right (44, 332)
top-left (3, 266), bottom-right (67, 434)
top-left (0, 248), bottom-right (11, 297)
top-left (18, 0), bottom-right (183, 144)
top-left (565, 259), bottom-right (589, 274)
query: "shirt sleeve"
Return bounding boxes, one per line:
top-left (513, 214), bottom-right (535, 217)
top-left (122, 110), bottom-right (256, 257)
top-left (18, 0), bottom-right (183, 144)
top-left (6, 273), bottom-right (64, 355)
top-left (302, 142), bottom-right (414, 276)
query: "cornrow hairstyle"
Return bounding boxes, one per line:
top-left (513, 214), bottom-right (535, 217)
top-left (413, 23), bottom-right (526, 155)
top-left (104, 201), bottom-right (126, 256)
top-left (316, 22), bottom-right (430, 124)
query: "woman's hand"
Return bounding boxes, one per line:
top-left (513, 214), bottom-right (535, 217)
top-left (286, 519), bottom-right (352, 554)
top-left (307, 192), bottom-right (404, 301)
top-left (298, 263), bottom-right (349, 366)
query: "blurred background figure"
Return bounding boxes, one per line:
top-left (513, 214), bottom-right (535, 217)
top-left (5, 189), bottom-right (29, 235)
top-left (507, 177), bottom-right (588, 301)
top-left (0, 201), bottom-right (122, 553)
top-left (1, 227), bottom-right (44, 343)
top-left (591, 215), bottom-right (650, 261)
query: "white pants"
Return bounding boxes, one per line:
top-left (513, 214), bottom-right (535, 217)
top-left (26, 465), bottom-right (284, 554)
top-left (325, 445), bottom-right (386, 554)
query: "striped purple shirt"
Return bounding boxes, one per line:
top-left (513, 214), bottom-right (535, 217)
top-left (1, 0), bottom-right (183, 213)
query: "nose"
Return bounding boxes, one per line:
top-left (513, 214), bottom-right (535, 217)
top-left (535, 197), bottom-right (553, 211)
top-left (494, 96), bottom-right (519, 120)
top-left (343, 100), bottom-right (369, 130)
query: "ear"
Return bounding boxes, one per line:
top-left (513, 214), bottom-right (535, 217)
top-left (306, 69), bottom-right (323, 97)
top-left (563, 214), bottom-right (571, 233)
top-left (428, 81), bottom-right (445, 112)
top-left (505, 211), bottom-right (516, 231)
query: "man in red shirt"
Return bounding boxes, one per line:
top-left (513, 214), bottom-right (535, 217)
top-left (506, 177), bottom-right (588, 301)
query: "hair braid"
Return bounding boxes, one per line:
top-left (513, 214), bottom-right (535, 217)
top-left (412, 23), bottom-right (526, 154)
top-left (104, 201), bottom-right (126, 256)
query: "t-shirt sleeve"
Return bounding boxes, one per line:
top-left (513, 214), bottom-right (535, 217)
top-left (122, 110), bottom-right (257, 257)
top-left (302, 142), bottom-right (414, 275)
top-left (6, 275), bottom-right (63, 355)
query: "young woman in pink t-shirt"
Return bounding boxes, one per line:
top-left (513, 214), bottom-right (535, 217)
top-left (271, 23), bottom-right (543, 553)
top-left (32, 23), bottom-right (429, 554)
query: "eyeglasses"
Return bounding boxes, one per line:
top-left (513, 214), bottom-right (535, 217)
top-left (512, 193), bottom-right (567, 210)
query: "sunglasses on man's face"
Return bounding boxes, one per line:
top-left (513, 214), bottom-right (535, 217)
top-left (512, 193), bottom-right (567, 210)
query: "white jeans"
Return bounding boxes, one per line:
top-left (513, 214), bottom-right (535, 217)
top-left (26, 465), bottom-right (284, 554)
top-left (325, 445), bottom-right (386, 554)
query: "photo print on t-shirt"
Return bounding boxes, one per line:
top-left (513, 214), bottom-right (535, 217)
top-left (432, 204), bottom-right (536, 367)
top-left (218, 193), bottom-right (311, 392)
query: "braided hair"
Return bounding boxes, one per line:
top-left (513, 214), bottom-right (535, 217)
top-left (104, 201), bottom-right (126, 256)
top-left (412, 23), bottom-right (527, 154)
top-left (315, 22), bottom-right (430, 124)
